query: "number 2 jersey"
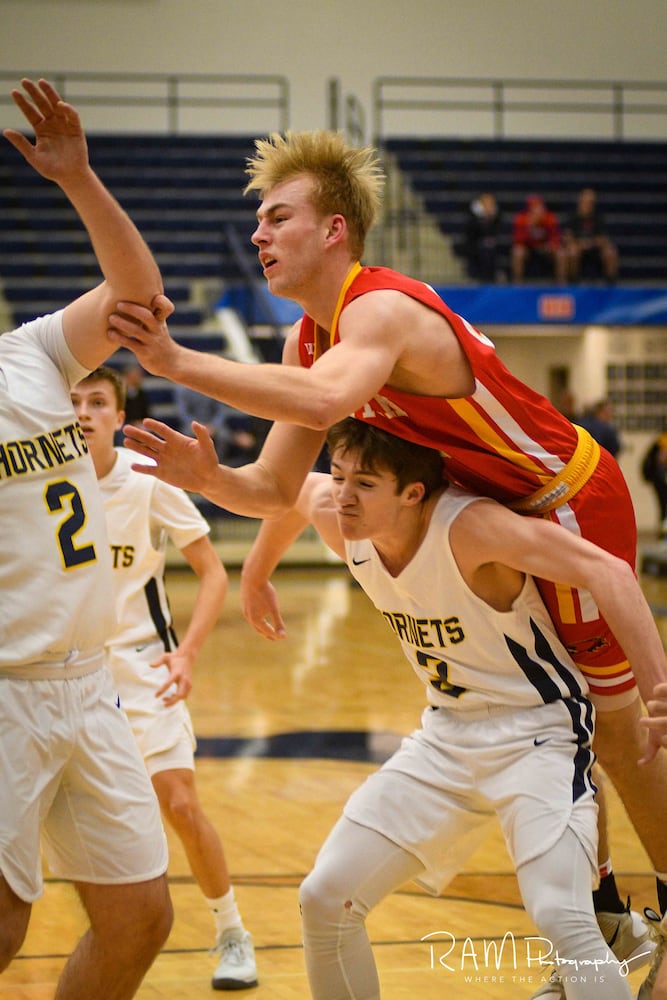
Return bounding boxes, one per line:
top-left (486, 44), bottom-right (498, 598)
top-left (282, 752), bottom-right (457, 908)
top-left (345, 486), bottom-right (590, 714)
top-left (0, 312), bottom-right (115, 672)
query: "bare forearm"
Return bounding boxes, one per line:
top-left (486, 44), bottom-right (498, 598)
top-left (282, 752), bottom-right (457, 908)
top-left (242, 509), bottom-right (311, 584)
top-left (159, 347), bottom-right (338, 429)
top-left (62, 166), bottom-right (162, 303)
top-left (176, 538), bottom-right (229, 660)
top-left (177, 573), bottom-right (228, 659)
top-left (242, 473), bottom-right (341, 585)
top-left (593, 567), bottom-right (667, 702)
top-left (5, 79), bottom-right (163, 368)
top-left (196, 461), bottom-right (303, 519)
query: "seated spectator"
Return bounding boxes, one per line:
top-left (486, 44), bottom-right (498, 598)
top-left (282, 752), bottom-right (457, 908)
top-left (122, 363), bottom-right (152, 426)
top-left (460, 192), bottom-right (505, 282)
top-left (563, 187), bottom-right (619, 284)
top-left (642, 433), bottom-right (667, 539)
top-left (511, 194), bottom-right (567, 283)
top-left (174, 384), bottom-right (268, 467)
top-left (578, 398), bottom-right (622, 459)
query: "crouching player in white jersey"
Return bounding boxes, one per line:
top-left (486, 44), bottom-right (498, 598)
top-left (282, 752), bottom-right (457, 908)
top-left (70, 366), bottom-right (258, 991)
top-left (239, 418), bottom-right (667, 1000)
top-left (0, 79), bottom-right (172, 997)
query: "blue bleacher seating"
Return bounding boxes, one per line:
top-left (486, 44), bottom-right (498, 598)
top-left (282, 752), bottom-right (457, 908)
top-left (0, 134), bottom-right (268, 420)
top-left (384, 137), bottom-right (667, 282)
top-left (3, 131), bottom-right (665, 427)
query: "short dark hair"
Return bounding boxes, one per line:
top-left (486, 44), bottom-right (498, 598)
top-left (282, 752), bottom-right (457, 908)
top-left (78, 365), bottom-right (126, 409)
top-left (326, 418), bottom-right (446, 497)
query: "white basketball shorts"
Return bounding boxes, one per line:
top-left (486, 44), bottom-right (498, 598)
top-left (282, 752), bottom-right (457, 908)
top-left (0, 663), bottom-right (168, 902)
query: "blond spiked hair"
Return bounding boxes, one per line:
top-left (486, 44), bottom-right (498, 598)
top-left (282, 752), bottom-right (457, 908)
top-left (244, 130), bottom-right (384, 259)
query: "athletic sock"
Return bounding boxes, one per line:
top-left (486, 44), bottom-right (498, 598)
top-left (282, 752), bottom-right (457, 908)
top-left (592, 863), bottom-right (625, 914)
top-left (205, 887), bottom-right (244, 937)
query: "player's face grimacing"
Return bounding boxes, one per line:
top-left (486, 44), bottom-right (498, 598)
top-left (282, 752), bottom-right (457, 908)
top-left (329, 448), bottom-right (419, 543)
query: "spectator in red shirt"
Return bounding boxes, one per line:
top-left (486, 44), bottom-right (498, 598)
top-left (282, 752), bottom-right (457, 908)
top-left (511, 194), bottom-right (567, 283)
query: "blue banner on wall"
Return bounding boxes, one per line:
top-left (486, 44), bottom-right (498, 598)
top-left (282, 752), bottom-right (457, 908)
top-left (219, 284), bottom-right (667, 327)
top-left (432, 286), bottom-right (667, 326)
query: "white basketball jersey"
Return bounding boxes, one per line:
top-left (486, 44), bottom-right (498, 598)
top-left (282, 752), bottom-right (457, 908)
top-left (99, 447), bottom-right (209, 652)
top-left (0, 312), bottom-right (116, 670)
top-left (346, 487), bottom-right (589, 713)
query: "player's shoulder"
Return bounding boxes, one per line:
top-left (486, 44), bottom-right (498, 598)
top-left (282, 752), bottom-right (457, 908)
top-left (1, 310), bottom-right (66, 364)
top-left (433, 487), bottom-right (497, 533)
top-left (112, 447), bottom-right (162, 497)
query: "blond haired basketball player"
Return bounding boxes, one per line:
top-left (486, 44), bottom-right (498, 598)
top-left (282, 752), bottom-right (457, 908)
top-left (110, 129), bottom-right (667, 998)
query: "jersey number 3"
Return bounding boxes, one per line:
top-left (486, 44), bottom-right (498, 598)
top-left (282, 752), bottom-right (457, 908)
top-left (45, 479), bottom-right (97, 569)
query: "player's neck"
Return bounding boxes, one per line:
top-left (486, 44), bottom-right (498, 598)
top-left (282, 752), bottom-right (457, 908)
top-left (91, 443), bottom-right (118, 480)
top-left (304, 257), bottom-right (360, 332)
top-left (372, 492), bottom-right (440, 577)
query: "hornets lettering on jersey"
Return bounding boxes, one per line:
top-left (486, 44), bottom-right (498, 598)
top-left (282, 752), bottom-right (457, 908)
top-left (110, 544), bottom-right (135, 568)
top-left (380, 611), bottom-right (467, 699)
top-left (381, 611), bottom-right (465, 647)
top-left (0, 421), bottom-right (88, 480)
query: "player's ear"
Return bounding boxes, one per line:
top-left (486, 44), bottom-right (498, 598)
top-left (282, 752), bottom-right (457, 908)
top-left (325, 214), bottom-right (346, 245)
top-left (116, 409), bottom-right (126, 431)
top-left (403, 481), bottom-right (426, 506)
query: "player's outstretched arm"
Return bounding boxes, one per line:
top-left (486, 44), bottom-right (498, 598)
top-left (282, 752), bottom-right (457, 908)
top-left (107, 289), bottom-right (414, 431)
top-left (4, 77), bottom-right (165, 369)
top-left (455, 498), bottom-right (667, 761)
top-left (125, 405), bottom-right (326, 520)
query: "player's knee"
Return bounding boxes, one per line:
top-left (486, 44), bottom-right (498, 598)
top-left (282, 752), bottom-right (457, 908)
top-left (299, 869), bottom-right (365, 936)
top-left (531, 891), bottom-right (600, 958)
top-left (132, 882), bottom-right (173, 958)
top-left (300, 869), bottom-right (332, 929)
top-left (0, 927), bottom-right (25, 971)
top-left (160, 789), bottom-right (199, 835)
top-left (0, 882), bottom-right (30, 969)
top-left (107, 878), bottom-right (173, 961)
top-left (0, 916), bottom-right (29, 970)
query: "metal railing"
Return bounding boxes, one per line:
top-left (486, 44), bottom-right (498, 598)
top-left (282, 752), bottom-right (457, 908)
top-left (3, 72), bottom-right (664, 143)
top-left (0, 71), bottom-right (290, 135)
top-left (372, 76), bottom-right (667, 143)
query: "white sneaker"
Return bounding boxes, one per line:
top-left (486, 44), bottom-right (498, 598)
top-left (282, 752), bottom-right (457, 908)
top-left (528, 902), bottom-right (655, 999)
top-left (211, 928), bottom-right (258, 990)
top-left (596, 905), bottom-right (656, 972)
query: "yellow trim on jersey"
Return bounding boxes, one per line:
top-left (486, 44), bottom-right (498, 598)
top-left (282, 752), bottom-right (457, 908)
top-left (314, 261), bottom-right (362, 361)
top-left (446, 397), bottom-right (550, 477)
top-left (554, 583), bottom-right (577, 625)
top-left (575, 658), bottom-right (632, 678)
top-left (509, 426), bottom-right (601, 515)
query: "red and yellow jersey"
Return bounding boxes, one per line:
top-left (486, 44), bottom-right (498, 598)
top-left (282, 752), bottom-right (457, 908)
top-left (297, 265), bottom-right (638, 698)
top-left (298, 265), bottom-right (581, 505)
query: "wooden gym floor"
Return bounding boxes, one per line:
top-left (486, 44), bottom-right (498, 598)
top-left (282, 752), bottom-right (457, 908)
top-left (5, 540), bottom-right (667, 999)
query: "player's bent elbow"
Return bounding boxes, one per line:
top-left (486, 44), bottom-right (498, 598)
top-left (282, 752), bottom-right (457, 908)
top-left (590, 551), bottom-right (638, 599)
top-left (302, 389), bottom-right (353, 431)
